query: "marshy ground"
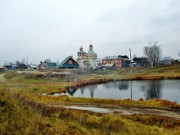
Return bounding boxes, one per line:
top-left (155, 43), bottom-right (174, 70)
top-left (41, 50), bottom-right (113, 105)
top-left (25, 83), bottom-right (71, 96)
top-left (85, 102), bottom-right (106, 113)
top-left (0, 73), bottom-right (5, 81)
top-left (0, 64), bottom-right (180, 134)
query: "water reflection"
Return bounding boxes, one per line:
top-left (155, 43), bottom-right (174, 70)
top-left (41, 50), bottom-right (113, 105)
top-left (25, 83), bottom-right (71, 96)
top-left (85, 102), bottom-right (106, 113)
top-left (68, 82), bottom-right (128, 98)
top-left (87, 85), bottom-right (97, 98)
top-left (119, 81), bottom-right (129, 90)
top-left (103, 81), bottom-right (129, 90)
top-left (67, 85), bottom-right (97, 98)
top-left (66, 80), bottom-right (180, 103)
top-left (141, 81), bottom-right (162, 100)
top-left (67, 88), bottom-right (77, 96)
top-left (80, 87), bottom-right (85, 95)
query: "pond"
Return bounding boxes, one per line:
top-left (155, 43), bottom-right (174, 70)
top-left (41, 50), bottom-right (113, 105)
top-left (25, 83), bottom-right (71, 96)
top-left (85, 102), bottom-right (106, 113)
top-left (66, 80), bottom-right (180, 103)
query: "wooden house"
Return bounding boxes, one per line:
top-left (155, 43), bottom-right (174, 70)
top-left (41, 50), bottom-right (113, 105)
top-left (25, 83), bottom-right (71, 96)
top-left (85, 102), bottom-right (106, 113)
top-left (59, 56), bottom-right (79, 69)
top-left (133, 57), bottom-right (148, 67)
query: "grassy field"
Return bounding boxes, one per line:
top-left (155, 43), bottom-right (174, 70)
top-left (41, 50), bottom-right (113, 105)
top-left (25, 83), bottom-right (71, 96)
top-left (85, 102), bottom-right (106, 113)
top-left (0, 64), bottom-right (180, 134)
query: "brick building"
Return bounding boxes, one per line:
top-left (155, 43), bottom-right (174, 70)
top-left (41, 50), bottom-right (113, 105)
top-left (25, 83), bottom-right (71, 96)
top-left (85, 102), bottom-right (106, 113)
top-left (102, 55), bottom-right (129, 68)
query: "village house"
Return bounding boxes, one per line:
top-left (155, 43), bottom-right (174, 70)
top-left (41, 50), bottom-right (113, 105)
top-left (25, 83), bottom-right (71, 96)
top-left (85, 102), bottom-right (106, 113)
top-left (0, 65), bottom-right (4, 72)
top-left (3, 63), bottom-right (28, 70)
top-left (39, 59), bottom-right (57, 69)
top-left (89, 59), bottom-right (101, 69)
top-left (102, 55), bottom-right (130, 68)
top-left (59, 56), bottom-right (79, 69)
top-left (133, 57), bottom-right (148, 67)
top-left (159, 56), bottom-right (172, 65)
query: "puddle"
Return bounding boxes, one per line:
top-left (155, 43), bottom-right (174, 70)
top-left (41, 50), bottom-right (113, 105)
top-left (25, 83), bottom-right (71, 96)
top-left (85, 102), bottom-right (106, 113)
top-left (42, 93), bottom-right (48, 96)
top-left (113, 110), bottom-right (139, 115)
top-left (64, 106), bottom-right (140, 115)
top-left (48, 105), bottom-right (140, 115)
top-left (64, 106), bottom-right (111, 113)
top-left (42, 93), bottom-right (67, 97)
top-left (52, 93), bottom-right (63, 97)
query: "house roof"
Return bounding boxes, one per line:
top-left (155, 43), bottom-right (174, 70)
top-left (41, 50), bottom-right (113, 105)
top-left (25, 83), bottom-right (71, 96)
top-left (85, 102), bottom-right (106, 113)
top-left (0, 65), bottom-right (4, 69)
top-left (59, 56), bottom-right (71, 66)
top-left (103, 55), bottom-right (129, 60)
top-left (47, 62), bottom-right (56, 68)
top-left (118, 55), bottom-right (129, 59)
top-left (133, 57), bottom-right (147, 61)
top-left (59, 56), bottom-right (79, 66)
top-left (102, 56), bottom-right (119, 60)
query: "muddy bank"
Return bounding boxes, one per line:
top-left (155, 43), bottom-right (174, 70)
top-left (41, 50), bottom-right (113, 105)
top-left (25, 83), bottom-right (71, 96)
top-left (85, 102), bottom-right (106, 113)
top-left (66, 75), bottom-right (180, 91)
top-left (128, 75), bottom-right (180, 80)
top-left (67, 78), bottom-right (112, 90)
top-left (47, 104), bottom-right (180, 120)
top-left (14, 90), bottom-right (180, 120)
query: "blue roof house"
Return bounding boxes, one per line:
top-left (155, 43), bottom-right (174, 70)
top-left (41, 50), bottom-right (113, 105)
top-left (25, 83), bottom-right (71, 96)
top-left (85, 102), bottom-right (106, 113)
top-left (59, 56), bottom-right (79, 69)
top-left (46, 62), bottom-right (57, 69)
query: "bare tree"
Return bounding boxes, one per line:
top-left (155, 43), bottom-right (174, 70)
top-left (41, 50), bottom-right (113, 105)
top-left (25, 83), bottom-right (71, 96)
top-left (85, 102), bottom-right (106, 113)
top-left (21, 58), bottom-right (26, 64)
top-left (15, 61), bottom-right (21, 66)
top-left (15, 58), bottom-right (26, 66)
top-left (8, 62), bottom-right (14, 66)
top-left (144, 41), bottom-right (162, 68)
top-left (179, 51), bottom-right (180, 57)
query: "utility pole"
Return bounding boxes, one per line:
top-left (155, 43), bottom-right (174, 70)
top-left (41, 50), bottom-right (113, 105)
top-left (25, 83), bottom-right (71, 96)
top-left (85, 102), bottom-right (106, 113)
top-left (129, 48), bottom-right (133, 100)
top-left (130, 81), bottom-right (132, 100)
top-left (129, 48), bottom-right (132, 73)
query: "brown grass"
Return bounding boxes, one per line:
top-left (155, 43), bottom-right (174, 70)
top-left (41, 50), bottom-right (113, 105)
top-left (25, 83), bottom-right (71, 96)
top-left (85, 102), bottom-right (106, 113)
top-left (123, 114), bottom-right (180, 128)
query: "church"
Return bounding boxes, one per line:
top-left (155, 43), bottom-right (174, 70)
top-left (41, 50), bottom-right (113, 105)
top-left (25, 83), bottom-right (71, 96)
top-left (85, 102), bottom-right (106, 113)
top-left (77, 43), bottom-right (100, 68)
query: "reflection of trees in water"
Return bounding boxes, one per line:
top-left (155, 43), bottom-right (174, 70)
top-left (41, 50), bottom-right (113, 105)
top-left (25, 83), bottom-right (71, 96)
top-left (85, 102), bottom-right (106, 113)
top-left (67, 85), bottom-right (97, 98)
top-left (141, 81), bottom-right (162, 100)
top-left (103, 82), bottom-right (117, 89)
top-left (88, 85), bottom-right (97, 98)
top-left (119, 82), bottom-right (129, 90)
top-left (66, 88), bottom-right (77, 96)
top-left (67, 81), bottom-right (129, 97)
top-left (103, 81), bottom-right (128, 90)
top-left (80, 87), bottom-right (85, 95)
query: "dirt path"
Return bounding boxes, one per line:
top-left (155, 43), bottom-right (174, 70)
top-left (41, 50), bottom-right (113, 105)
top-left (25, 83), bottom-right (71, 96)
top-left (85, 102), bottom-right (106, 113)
top-left (47, 103), bottom-right (180, 120)
top-left (0, 73), bottom-right (5, 82)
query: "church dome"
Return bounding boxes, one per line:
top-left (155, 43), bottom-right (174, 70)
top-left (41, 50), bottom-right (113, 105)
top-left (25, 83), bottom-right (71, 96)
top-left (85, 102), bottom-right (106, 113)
top-left (87, 50), bottom-right (96, 54)
top-left (87, 44), bottom-right (96, 54)
top-left (87, 44), bottom-right (97, 60)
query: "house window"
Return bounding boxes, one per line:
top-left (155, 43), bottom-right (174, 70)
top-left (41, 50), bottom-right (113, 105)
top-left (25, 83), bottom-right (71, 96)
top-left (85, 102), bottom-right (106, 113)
top-left (69, 60), bottom-right (72, 64)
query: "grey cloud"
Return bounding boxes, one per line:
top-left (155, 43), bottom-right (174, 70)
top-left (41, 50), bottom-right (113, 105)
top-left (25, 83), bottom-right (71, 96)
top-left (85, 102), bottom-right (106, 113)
top-left (0, 0), bottom-right (180, 65)
top-left (146, 10), bottom-right (180, 27)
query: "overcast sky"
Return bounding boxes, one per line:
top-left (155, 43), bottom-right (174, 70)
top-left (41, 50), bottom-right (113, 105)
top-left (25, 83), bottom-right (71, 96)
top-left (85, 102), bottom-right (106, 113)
top-left (0, 0), bottom-right (180, 65)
